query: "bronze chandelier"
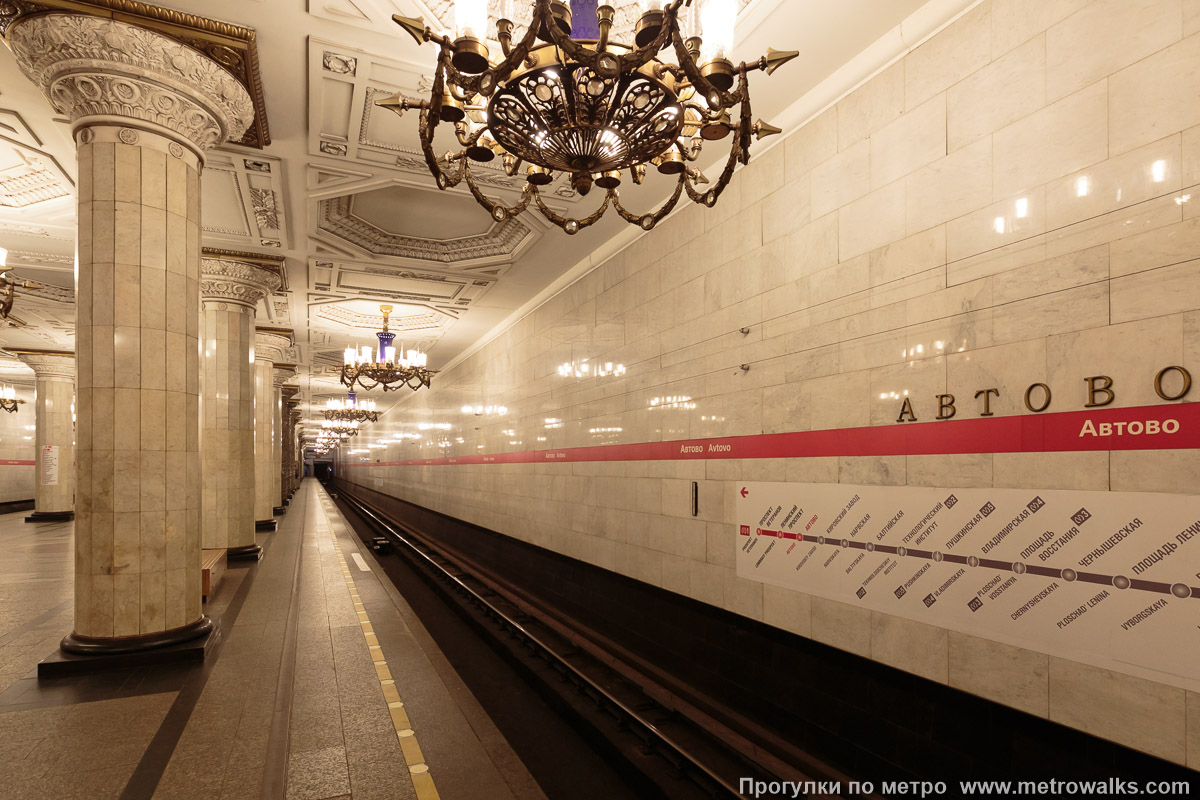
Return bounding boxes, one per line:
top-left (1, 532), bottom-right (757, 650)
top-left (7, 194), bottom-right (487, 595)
top-left (342, 305), bottom-right (437, 393)
top-left (379, 0), bottom-right (796, 234)
top-left (322, 420), bottom-right (361, 437)
top-left (0, 384), bottom-right (23, 413)
top-left (325, 391), bottom-right (380, 424)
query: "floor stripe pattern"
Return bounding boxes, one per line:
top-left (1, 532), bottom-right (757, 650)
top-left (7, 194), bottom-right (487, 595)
top-left (316, 498), bottom-right (443, 800)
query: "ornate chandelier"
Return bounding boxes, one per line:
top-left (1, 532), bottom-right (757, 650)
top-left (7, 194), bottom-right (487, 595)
top-left (0, 248), bottom-right (52, 321)
top-left (342, 305), bottom-right (437, 392)
top-left (325, 391), bottom-right (379, 424)
top-left (379, 0), bottom-right (795, 234)
top-left (0, 384), bottom-right (23, 413)
top-left (322, 420), bottom-right (360, 437)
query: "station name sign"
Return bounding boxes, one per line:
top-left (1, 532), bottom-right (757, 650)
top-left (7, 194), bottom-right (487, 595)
top-left (895, 366), bottom-right (1193, 422)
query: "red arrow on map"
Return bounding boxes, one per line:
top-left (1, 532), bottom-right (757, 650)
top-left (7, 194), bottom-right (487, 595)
top-left (740, 487), bottom-right (749, 498)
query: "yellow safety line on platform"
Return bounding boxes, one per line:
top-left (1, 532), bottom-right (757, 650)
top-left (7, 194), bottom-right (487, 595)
top-left (319, 498), bottom-right (442, 800)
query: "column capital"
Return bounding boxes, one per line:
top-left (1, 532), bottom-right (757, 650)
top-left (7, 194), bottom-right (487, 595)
top-left (272, 364), bottom-right (296, 388)
top-left (281, 385), bottom-right (300, 402)
top-left (254, 329), bottom-right (291, 365)
top-left (6, 348), bottom-right (75, 380)
top-left (200, 251), bottom-right (283, 310)
top-left (4, 12), bottom-right (254, 156)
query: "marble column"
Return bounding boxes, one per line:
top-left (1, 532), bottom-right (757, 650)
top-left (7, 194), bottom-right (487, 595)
top-left (291, 406), bottom-right (302, 494)
top-left (270, 366), bottom-right (293, 516)
top-left (5, 13), bottom-right (254, 654)
top-left (9, 350), bottom-right (76, 522)
top-left (200, 253), bottom-right (280, 560)
top-left (280, 386), bottom-right (298, 505)
top-left (253, 330), bottom-right (290, 531)
top-left (288, 405), bottom-right (302, 495)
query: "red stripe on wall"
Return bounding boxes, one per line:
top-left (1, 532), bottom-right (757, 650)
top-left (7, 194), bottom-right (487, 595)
top-left (344, 402), bottom-right (1199, 468)
top-left (0, 460), bottom-right (34, 466)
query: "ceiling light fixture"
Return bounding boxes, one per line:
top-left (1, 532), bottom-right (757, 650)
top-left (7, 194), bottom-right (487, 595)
top-left (322, 420), bottom-right (360, 437)
top-left (0, 249), bottom-right (51, 321)
top-left (0, 384), bottom-right (23, 413)
top-left (342, 305), bottom-right (437, 392)
top-left (379, 0), bottom-right (796, 235)
top-left (325, 391), bottom-right (380, 423)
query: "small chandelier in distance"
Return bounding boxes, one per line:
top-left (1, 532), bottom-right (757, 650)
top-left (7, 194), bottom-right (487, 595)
top-left (322, 420), bottom-right (361, 437)
top-left (379, 0), bottom-right (796, 235)
top-left (325, 391), bottom-right (379, 424)
top-left (342, 305), bottom-right (437, 392)
top-left (0, 384), bottom-right (23, 413)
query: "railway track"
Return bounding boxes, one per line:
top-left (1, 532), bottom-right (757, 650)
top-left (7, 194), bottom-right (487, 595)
top-left (333, 487), bottom-right (857, 800)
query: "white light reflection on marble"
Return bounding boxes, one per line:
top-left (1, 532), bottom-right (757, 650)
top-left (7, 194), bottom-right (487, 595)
top-left (558, 360), bottom-right (626, 378)
top-left (649, 395), bottom-right (696, 409)
top-left (461, 404), bottom-right (507, 415)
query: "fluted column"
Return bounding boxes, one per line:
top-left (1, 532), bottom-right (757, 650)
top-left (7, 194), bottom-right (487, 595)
top-left (9, 350), bottom-right (76, 522)
top-left (253, 330), bottom-right (290, 531)
top-left (5, 12), bottom-right (254, 654)
top-left (270, 366), bottom-right (293, 515)
top-left (200, 253), bottom-right (280, 560)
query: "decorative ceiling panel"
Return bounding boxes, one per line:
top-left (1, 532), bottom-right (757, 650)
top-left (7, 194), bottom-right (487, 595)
top-left (310, 257), bottom-right (495, 308)
top-left (317, 192), bottom-right (533, 263)
top-left (0, 109), bottom-right (73, 209)
top-left (306, 37), bottom-right (577, 201)
top-left (202, 152), bottom-right (288, 249)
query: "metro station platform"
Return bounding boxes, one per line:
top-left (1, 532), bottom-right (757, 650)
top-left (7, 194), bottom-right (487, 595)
top-left (0, 479), bottom-right (545, 800)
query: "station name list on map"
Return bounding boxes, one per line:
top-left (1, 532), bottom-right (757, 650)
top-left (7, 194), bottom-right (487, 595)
top-left (736, 482), bottom-right (1200, 691)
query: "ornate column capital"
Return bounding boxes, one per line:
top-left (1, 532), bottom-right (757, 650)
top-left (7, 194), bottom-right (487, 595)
top-left (253, 330), bottom-right (291, 365)
top-left (6, 348), bottom-right (75, 380)
top-left (200, 251), bottom-right (282, 310)
top-left (280, 385), bottom-right (299, 402)
top-left (272, 364), bottom-right (296, 389)
top-left (4, 13), bottom-right (254, 156)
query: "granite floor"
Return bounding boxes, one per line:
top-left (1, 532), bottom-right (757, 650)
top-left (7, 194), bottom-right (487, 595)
top-left (0, 480), bottom-right (545, 800)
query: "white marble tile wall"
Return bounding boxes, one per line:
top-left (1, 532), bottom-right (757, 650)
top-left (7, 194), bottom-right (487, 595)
top-left (341, 0), bottom-right (1200, 764)
top-left (0, 384), bottom-right (37, 504)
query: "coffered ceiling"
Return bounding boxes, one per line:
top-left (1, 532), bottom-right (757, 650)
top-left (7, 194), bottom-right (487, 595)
top-left (0, 0), bottom-right (957, 419)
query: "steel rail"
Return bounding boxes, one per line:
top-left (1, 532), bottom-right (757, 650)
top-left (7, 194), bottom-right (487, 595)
top-left (336, 488), bottom-right (753, 799)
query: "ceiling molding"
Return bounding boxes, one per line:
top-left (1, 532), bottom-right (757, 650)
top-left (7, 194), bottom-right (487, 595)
top-left (202, 151), bottom-right (288, 250)
top-left (316, 192), bottom-right (534, 263)
top-left (309, 257), bottom-right (494, 310)
top-left (0, 108), bottom-right (74, 210)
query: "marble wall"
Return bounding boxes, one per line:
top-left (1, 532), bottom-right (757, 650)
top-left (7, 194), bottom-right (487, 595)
top-left (339, 0), bottom-right (1200, 765)
top-left (0, 384), bottom-right (37, 504)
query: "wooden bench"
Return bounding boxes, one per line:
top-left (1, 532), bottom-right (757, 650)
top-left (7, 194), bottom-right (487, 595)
top-left (201, 548), bottom-right (227, 601)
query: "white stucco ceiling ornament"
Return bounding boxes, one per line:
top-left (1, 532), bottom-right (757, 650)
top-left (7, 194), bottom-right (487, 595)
top-left (313, 301), bottom-right (449, 333)
top-left (316, 193), bottom-right (534, 262)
